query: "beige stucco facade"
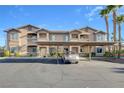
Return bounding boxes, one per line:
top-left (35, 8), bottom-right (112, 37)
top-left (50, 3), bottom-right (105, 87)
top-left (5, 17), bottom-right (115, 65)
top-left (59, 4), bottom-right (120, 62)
top-left (5, 24), bottom-right (113, 57)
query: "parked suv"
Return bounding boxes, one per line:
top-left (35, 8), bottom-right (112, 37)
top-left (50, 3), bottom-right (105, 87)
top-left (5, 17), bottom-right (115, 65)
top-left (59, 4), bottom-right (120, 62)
top-left (64, 51), bottom-right (79, 64)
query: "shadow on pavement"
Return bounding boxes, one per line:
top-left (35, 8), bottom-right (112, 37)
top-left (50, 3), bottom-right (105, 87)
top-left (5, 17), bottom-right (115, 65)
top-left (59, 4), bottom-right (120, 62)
top-left (112, 68), bottom-right (124, 73)
top-left (91, 57), bottom-right (124, 64)
top-left (0, 58), bottom-right (71, 64)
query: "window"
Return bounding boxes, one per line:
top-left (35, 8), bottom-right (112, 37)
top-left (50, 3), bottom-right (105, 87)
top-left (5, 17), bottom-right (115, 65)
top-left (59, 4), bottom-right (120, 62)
top-left (72, 34), bottom-right (78, 39)
top-left (39, 33), bottom-right (47, 38)
top-left (10, 47), bottom-right (18, 53)
top-left (28, 47), bottom-right (37, 53)
top-left (64, 35), bottom-right (69, 42)
top-left (97, 48), bottom-right (102, 53)
top-left (51, 35), bottom-right (56, 41)
top-left (10, 32), bottom-right (18, 40)
top-left (80, 49), bottom-right (83, 52)
top-left (80, 35), bottom-right (88, 39)
top-left (97, 34), bottom-right (105, 41)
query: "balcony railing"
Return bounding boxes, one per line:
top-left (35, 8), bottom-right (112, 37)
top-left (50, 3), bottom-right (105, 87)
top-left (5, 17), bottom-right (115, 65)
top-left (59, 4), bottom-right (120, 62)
top-left (37, 38), bottom-right (49, 41)
top-left (27, 38), bottom-right (37, 45)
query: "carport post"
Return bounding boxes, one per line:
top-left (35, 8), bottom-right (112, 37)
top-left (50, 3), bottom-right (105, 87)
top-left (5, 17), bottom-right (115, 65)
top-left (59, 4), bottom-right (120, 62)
top-left (57, 45), bottom-right (59, 64)
top-left (88, 46), bottom-right (92, 61)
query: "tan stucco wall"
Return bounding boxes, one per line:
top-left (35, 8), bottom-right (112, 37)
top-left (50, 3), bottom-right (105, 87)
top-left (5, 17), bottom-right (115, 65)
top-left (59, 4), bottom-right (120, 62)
top-left (18, 28), bottom-right (28, 55)
top-left (6, 25), bottom-right (107, 56)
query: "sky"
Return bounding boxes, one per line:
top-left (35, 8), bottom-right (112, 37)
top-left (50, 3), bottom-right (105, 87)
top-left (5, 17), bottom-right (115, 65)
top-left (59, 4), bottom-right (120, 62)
top-left (0, 5), bottom-right (124, 46)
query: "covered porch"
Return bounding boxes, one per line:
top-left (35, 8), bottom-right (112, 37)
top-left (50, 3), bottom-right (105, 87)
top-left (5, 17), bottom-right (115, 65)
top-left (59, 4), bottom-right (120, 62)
top-left (37, 41), bottom-right (115, 60)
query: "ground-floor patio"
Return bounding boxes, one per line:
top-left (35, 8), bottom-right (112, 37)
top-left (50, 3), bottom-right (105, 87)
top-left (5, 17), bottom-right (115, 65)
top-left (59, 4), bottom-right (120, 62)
top-left (27, 41), bottom-right (115, 57)
top-left (0, 58), bottom-right (124, 88)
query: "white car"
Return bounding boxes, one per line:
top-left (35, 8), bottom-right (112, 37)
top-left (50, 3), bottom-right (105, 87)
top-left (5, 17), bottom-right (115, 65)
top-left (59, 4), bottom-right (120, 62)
top-left (64, 51), bottom-right (79, 64)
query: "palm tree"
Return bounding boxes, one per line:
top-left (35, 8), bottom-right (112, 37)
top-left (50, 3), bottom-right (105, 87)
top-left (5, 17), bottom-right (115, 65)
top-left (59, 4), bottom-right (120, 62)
top-left (106, 5), bottom-right (123, 42)
top-left (100, 8), bottom-right (110, 51)
top-left (116, 15), bottom-right (124, 58)
top-left (100, 8), bottom-right (110, 42)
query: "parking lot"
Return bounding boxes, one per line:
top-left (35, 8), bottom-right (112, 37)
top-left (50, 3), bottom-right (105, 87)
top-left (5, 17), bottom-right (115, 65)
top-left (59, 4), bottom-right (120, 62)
top-left (0, 58), bottom-right (124, 88)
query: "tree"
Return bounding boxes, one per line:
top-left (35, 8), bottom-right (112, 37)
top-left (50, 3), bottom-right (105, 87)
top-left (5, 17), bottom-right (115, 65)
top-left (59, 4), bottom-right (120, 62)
top-left (100, 8), bottom-right (110, 51)
top-left (100, 8), bottom-right (110, 42)
top-left (116, 15), bottom-right (124, 58)
top-left (106, 5), bottom-right (123, 42)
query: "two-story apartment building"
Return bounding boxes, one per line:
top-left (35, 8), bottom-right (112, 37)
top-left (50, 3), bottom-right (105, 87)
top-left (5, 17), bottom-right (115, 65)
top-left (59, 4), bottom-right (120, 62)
top-left (5, 24), bottom-right (114, 57)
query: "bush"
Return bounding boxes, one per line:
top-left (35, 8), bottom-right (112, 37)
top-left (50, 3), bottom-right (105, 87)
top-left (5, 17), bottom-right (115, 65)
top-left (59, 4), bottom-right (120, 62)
top-left (15, 52), bottom-right (20, 57)
top-left (83, 52), bottom-right (96, 57)
top-left (49, 52), bottom-right (64, 57)
top-left (4, 50), bottom-right (10, 57)
top-left (104, 51), bottom-right (113, 57)
top-left (91, 52), bottom-right (96, 57)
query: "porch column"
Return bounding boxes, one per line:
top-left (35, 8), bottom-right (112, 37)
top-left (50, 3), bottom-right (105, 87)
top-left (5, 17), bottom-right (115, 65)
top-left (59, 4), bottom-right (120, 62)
top-left (47, 46), bottom-right (49, 56)
top-left (57, 45), bottom-right (59, 64)
top-left (88, 46), bottom-right (92, 61)
top-left (37, 46), bottom-right (40, 56)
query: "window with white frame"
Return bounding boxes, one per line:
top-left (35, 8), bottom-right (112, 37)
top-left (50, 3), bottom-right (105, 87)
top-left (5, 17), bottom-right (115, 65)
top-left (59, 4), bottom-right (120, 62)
top-left (10, 32), bottom-right (19, 40)
top-left (39, 33), bottom-right (47, 38)
top-left (72, 34), bottom-right (78, 39)
top-left (64, 35), bottom-right (69, 42)
top-left (51, 35), bottom-right (56, 41)
top-left (96, 34), bottom-right (105, 41)
top-left (97, 48), bottom-right (103, 53)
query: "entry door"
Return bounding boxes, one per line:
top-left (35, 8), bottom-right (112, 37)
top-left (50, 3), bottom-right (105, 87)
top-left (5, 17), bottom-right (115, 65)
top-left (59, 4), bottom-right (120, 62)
top-left (40, 47), bottom-right (47, 56)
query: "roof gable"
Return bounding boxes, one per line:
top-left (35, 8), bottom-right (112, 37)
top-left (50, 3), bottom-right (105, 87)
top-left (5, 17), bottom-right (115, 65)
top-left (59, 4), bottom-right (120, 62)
top-left (80, 26), bottom-right (98, 31)
top-left (70, 29), bottom-right (82, 33)
top-left (17, 24), bottom-right (40, 29)
top-left (36, 28), bottom-right (49, 33)
top-left (4, 28), bottom-right (21, 33)
top-left (80, 26), bottom-right (106, 34)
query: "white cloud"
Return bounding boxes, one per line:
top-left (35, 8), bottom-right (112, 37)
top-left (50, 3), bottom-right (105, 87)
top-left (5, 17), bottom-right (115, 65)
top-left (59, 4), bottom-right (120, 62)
top-left (87, 6), bottom-right (104, 17)
top-left (86, 6), bottom-right (104, 22)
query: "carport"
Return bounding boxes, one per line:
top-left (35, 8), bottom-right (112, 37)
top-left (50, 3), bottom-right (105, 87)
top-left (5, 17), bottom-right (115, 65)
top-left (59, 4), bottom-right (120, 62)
top-left (37, 41), bottom-right (115, 61)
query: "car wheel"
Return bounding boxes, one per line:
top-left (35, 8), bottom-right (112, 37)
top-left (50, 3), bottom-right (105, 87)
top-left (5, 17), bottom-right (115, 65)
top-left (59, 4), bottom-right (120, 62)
top-left (75, 61), bottom-right (78, 64)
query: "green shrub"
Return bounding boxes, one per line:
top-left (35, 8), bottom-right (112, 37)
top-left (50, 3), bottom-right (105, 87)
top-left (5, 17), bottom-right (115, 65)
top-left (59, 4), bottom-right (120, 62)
top-left (104, 51), bottom-right (113, 57)
top-left (91, 52), bottom-right (96, 57)
top-left (15, 52), bottom-right (20, 57)
top-left (57, 52), bottom-right (64, 57)
top-left (83, 53), bottom-right (96, 57)
top-left (49, 52), bottom-right (64, 57)
top-left (4, 50), bottom-right (10, 57)
top-left (29, 54), bottom-right (33, 57)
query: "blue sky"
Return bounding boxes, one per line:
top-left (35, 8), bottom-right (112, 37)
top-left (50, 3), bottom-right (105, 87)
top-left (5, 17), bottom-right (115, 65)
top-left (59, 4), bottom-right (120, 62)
top-left (0, 5), bottom-right (124, 46)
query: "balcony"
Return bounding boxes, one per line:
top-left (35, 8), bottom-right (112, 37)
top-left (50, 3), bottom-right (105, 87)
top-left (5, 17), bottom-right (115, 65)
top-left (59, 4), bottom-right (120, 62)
top-left (27, 38), bottom-right (37, 45)
top-left (27, 34), bottom-right (37, 45)
top-left (80, 34), bottom-right (89, 42)
top-left (37, 33), bottom-right (49, 41)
